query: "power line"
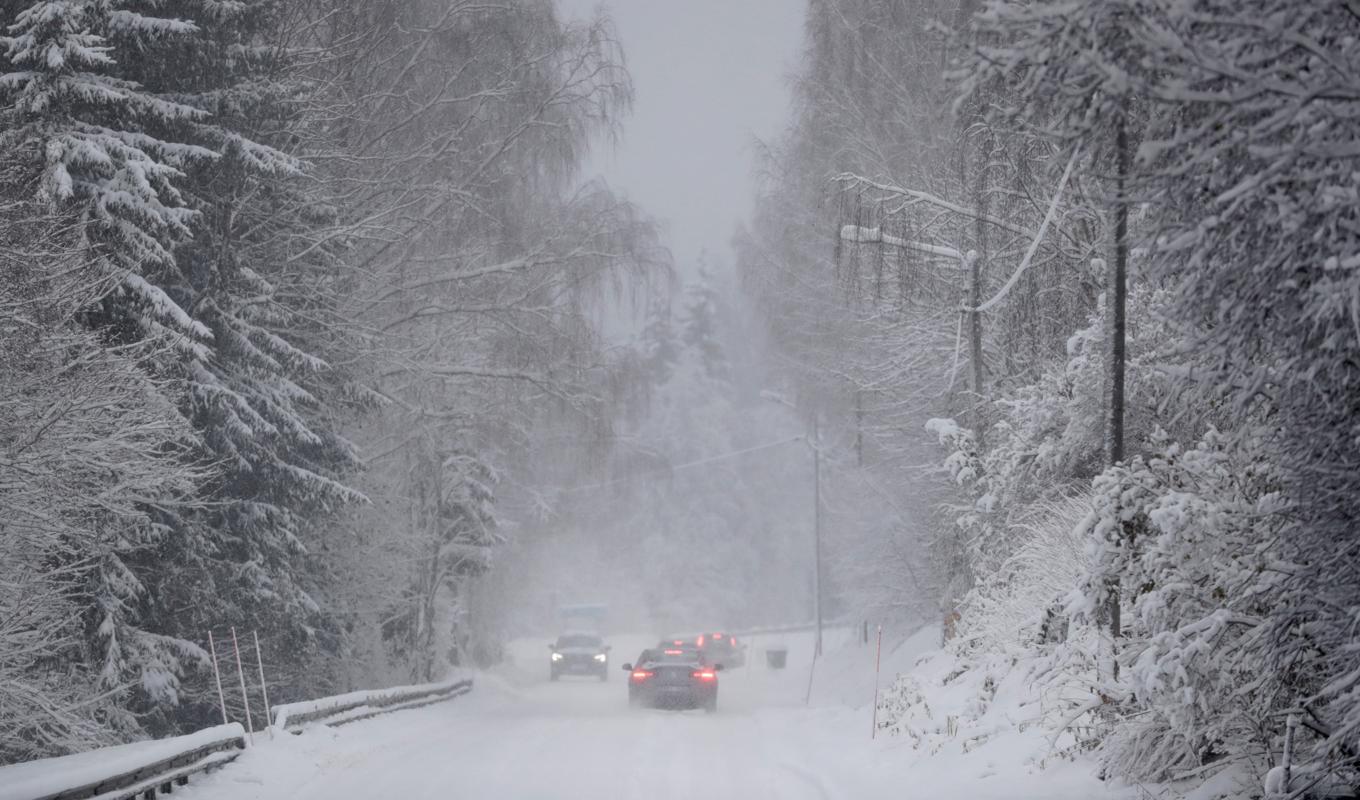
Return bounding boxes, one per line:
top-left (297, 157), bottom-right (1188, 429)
top-left (557, 435), bottom-right (806, 494)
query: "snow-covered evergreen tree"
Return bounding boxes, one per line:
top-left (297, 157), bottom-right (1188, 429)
top-left (680, 257), bottom-right (729, 382)
top-left (2, 0), bottom-right (367, 734)
top-left (112, 0), bottom-right (367, 726)
top-left (0, 0), bottom-right (210, 347)
top-left (640, 298), bottom-right (680, 385)
top-left (0, 205), bottom-right (202, 761)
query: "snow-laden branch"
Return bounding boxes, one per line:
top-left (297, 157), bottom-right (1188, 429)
top-left (834, 174), bottom-right (1040, 241)
top-left (962, 149), bottom-right (1080, 314)
top-left (838, 225), bottom-right (965, 261)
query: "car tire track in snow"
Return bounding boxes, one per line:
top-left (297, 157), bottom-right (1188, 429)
top-left (775, 760), bottom-right (841, 800)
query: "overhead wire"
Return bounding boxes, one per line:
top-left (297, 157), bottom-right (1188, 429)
top-left (556, 435), bottom-right (807, 494)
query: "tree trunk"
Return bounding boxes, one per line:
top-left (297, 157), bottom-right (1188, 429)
top-left (1105, 101), bottom-right (1131, 647)
top-left (970, 132), bottom-right (990, 440)
top-left (1107, 110), bottom-right (1128, 470)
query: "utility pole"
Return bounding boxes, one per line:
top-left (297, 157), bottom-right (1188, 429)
top-left (813, 414), bottom-right (823, 657)
top-left (760, 389), bottom-right (825, 656)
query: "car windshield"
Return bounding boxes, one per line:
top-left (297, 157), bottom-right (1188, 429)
top-left (556, 634), bottom-right (601, 648)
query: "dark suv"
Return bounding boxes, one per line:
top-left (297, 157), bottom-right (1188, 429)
top-left (548, 632), bottom-right (610, 681)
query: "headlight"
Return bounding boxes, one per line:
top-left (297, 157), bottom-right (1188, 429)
top-left (551, 652), bottom-right (563, 661)
top-left (593, 653), bottom-right (607, 662)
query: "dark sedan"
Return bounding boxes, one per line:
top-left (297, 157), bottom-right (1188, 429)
top-left (623, 648), bottom-right (721, 712)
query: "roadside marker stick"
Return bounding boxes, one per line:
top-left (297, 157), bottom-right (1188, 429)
top-left (208, 631), bottom-right (229, 725)
top-left (805, 648), bottom-right (818, 706)
top-left (253, 629), bottom-right (272, 730)
top-left (231, 627), bottom-right (255, 743)
top-left (871, 624), bottom-right (883, 739)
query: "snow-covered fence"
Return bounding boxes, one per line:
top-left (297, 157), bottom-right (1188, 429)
top-left (0, 723), bottom-right (245, 800)
top-left (271, 677), bottom-right (474, 732)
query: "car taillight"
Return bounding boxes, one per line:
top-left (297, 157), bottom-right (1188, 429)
top-left (631, 670), bottom-right (653, 681)
top-left (697, 635), bottom-right (705, 647)
top-left (693, 670), bottom-right (716, 681)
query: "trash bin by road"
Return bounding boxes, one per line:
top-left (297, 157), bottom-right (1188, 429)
top-left (765, 646), bottom-right (787, 669)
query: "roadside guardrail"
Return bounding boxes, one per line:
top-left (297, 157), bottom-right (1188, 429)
top-left (0, 723), bottom-right (246, 800)
top-left (1, 676), bottom-right (475, 800)
top-left (271, 677), bottom-right (474, 732)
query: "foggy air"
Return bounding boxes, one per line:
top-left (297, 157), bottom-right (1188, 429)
top-left (0, 2), bottom-right (1355, 799)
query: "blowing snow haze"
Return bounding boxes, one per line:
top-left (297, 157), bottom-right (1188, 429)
top-left (555, 0), bottom-right (803, 273)
top-left (0, 2), bottom-right (1356, 800)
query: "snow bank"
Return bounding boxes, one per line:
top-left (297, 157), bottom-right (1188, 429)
top-left (870, 639), bottom-right (1273, 799)
top-left (0, 723), bottom-right (244, 800)
top-left (802, 624), bottom-right (939, 709)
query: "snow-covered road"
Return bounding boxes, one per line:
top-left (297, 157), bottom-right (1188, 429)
top-left (179, 629), bottom-right (1127, 800)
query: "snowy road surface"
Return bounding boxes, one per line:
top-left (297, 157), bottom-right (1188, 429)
top-left (179, 630), bottom-right (1125, 800)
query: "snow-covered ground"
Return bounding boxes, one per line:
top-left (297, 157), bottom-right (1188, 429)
top-left (173, 627), bottom-right (1136, 800)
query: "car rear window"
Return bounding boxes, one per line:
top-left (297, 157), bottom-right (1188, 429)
top-left (645, 649), bottom-right (700, 665)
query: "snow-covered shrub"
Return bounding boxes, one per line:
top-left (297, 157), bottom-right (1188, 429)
top-left (926, 285), bottom-right (1176, 582)
top-left (877, 637), bottom-right (1105, 766)
top-left (1073, 429), bottom-right (1288, 782)
top-left (1134, 1), bottom-right (1360, 782)
top-left (954, 492), bottom-right (1094, 655)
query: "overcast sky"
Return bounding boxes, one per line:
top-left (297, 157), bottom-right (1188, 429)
top-left (556, 0), bottom-right (805, 276)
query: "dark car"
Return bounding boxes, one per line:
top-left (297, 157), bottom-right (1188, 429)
top-left (623, 648), bottom-right (721, 712)
top-left (695, 632), bottom-right (745, 669)
top-left (657, 637), bottom-right (705, 661)
top-left (549, 632), bottom-right (610, 681)
top-left (663, 632), bottom-right (745, 669)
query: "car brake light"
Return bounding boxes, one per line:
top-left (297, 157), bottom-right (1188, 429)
top-left (631, 670), bottom-right (653, 681)
top-left (693, 670), bottom-right (716, 681)
top-left (697, 635), bottom-right (705, 647)
top-left (713, 633), bottom-right (723, 639)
